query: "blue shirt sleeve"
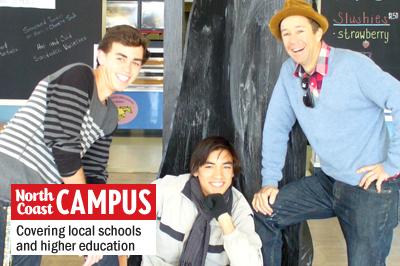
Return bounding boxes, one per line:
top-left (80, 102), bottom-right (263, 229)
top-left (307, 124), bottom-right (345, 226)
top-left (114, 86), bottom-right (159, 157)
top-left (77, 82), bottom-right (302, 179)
top-left (261, 63), bottom-right (297, 187)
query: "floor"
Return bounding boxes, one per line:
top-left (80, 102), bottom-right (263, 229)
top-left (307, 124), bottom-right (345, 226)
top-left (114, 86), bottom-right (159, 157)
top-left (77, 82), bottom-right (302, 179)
top-left (41, 135), bottom-right (400, 266)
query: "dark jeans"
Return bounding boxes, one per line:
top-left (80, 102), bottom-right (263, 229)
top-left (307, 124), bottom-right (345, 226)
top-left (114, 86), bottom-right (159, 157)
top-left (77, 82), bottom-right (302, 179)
top-left (255, 169), bottom-right (399, 266)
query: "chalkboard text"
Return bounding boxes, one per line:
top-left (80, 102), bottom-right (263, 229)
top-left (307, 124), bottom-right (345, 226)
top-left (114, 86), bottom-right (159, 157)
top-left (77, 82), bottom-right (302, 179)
top-left (336, 28), bottom-right (389, 43)
top-left (22, 12), bottom-right (78, 39)
top-left (333, 11), bottom-right (389, 25)
top-left (33, 48), bottom-right (62, 62)
top-left (32, 32), bottom-right (87, 62)
top-left (0, 41), bottom-right (19, 57)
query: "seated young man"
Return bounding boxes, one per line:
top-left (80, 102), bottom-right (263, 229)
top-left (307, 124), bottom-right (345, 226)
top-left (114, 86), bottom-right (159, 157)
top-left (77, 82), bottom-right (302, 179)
top-left (142, 136), bottom-right (263, 266)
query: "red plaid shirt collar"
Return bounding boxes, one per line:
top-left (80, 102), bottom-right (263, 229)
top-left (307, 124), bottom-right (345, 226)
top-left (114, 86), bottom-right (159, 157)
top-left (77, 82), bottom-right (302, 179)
top-left (294, 42), bottom-right (331, 95)
top-left (294, 41), bottom-right (331, 78)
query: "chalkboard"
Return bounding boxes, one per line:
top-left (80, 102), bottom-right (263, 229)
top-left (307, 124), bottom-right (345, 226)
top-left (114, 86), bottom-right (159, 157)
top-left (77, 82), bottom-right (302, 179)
top-left (321, 0), bottom-right (400, 80)
top-left (0, 0), bottom-right (103, 99)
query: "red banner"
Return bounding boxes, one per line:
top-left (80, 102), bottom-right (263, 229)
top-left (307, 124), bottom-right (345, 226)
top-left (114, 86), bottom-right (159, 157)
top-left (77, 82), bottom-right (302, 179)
top-left (11, 184), bottom-right (156, 220)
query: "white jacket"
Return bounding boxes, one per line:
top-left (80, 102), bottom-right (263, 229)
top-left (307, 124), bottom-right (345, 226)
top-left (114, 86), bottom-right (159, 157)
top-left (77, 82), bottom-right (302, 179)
top-left (142, 174), bottom-right (263, 266)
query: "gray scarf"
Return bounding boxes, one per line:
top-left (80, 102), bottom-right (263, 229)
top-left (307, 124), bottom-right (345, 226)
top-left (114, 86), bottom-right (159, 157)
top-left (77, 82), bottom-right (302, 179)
top-left (179, 176), bottom-right (233, 266)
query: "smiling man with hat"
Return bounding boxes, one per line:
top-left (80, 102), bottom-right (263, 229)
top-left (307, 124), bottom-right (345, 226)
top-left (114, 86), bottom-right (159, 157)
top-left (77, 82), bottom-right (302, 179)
top-left (252, 0), bottom-right (400, 265)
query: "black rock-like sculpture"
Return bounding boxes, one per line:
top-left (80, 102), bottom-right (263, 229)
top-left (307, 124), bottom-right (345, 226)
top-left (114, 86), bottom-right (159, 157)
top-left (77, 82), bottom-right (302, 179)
top-left (160, 0), bottom-right (234, 177)
top-left (161, 0), bottom-right (313, 265)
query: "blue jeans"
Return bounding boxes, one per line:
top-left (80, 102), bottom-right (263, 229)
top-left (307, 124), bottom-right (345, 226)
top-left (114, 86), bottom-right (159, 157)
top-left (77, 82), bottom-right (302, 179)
top-left (255, 169), bottom-right (399, 266)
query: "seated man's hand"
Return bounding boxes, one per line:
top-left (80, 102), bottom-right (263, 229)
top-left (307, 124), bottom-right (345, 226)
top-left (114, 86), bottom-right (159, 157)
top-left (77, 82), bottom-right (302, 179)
top-left (203, 193), bottom-right (228, 220)
top-left (252, 186), bottom-right (279, 216)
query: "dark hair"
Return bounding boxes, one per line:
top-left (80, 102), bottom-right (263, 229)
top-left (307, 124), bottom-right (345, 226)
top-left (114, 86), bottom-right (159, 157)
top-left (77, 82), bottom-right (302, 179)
top-left (190, 136), bottom-right (240, 176)
top-left (98, 25), bottom-right (150, 64)
top-left (308, 18), bottom-right (321, 33)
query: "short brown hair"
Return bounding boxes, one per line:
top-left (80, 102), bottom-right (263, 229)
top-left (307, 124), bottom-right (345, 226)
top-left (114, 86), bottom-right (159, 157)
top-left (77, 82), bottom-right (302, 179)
top-left (308, 18), bottom-right (320, 33)
top-left (98, 25), bottom-right (150, 64)
top-left (190, 136), bottom-right (240, 176)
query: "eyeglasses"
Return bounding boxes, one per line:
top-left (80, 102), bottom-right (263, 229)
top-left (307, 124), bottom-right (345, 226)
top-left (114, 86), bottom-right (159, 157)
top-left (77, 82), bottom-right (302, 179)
top-left (301, 76), bottom-right (315, 108)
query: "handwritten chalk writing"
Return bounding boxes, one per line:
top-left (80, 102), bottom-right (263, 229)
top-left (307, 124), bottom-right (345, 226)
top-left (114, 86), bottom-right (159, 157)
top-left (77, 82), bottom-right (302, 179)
top-left (388, 12), bottom-right (399, 20)
top-left (0, 41), bottom-right (8, 50)
top-left (336, 28), bottom-right (389, 44)
top-left (48, 18), bottom-right (66, 30)
top-left (49, 38), bottom-right (60, 47)
top-left (47, 14), bottom-right (63, 23)
top-left (33, 29), bottom-right (48, 37)
top-left (62, 36), bottom-right (87, 50)
top-left (0, 41), bottom-right (19, 57)
top-left (59, 33), bottom-right (72, 42)
top-left (33, 48), bottom-right (62, 62)
top-left (36, 43), bottom-right (46, 50)
top-left (25, 28), bottom-right (49, 40)
top-left (22, 12), bottom-right (78, 39)
top-left (30, 33), bottom-right (87, 62)
top-left (333, 11), bottom-right (389, 25)
top-left (65, 12), bottom-right (77, 21)
top-left (333, 24), bottom-right (390, 27)
top-left (22, 19), bottom-right (47, 34)
top-left (0, 47), bottom-right (18, 57)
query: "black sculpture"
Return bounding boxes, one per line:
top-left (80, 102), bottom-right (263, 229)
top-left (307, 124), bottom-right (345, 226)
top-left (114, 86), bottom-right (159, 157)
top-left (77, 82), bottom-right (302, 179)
top-left (161, 0), bottom-right (313, 265)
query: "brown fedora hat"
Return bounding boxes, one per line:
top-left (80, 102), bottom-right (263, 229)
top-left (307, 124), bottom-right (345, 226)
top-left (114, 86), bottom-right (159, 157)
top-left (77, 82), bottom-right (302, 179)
top-left (269, 0), bottom-right (329, 40)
